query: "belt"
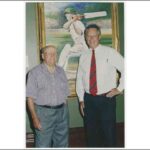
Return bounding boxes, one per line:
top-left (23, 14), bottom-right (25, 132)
top-left (85, 91), bottom-right (110, 97)
top-left (100, 92), bottom-right (110, 96)
top-left (37, 103), bottom-right (64, 109)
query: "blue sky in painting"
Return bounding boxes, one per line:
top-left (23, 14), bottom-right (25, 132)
top-left (44, 2), bottom-right (111, 17)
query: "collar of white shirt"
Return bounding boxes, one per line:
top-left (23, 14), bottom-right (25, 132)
top-left (89, 44), bottom-right (102, 52)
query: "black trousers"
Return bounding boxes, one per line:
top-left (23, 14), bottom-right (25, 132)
top-left (84, 92), bottom-right (116, 147)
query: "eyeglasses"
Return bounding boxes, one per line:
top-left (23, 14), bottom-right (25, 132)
top-left (86, 34), bottom-right (99, 39)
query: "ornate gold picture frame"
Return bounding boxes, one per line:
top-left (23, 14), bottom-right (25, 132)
top-left (36, 2), bottom-right (120, 97)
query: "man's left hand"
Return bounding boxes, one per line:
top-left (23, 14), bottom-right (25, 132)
top-left (106, 88), bottom-right (121, 98)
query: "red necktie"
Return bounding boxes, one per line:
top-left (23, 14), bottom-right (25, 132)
top-left (89, 49), bottom-right (97, 96)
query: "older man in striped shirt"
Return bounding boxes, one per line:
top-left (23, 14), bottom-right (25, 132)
top-left (26, 45), bottom-right (70, 148)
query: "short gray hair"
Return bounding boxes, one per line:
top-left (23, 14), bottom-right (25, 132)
top-left (40, 45), bottom-right (56, 54)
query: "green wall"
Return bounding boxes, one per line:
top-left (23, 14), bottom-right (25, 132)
top-left (26, 3), bottom-right (39, 132)
top-left (116, 3), bottom-right (124, 122)
top-left (26, 3), bottom-right (39, 72)
top-left (26, 3), bottom-right (124, 132)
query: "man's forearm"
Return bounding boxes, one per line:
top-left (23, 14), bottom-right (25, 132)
top-left (27, 97), bottom-right (37, 120)
top-left (27, 97), bottom-right (42, 130)
top-left (63, 19), bottom-right (74, 29)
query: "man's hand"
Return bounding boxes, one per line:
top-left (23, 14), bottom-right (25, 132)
top-left (72, 15), bottom-right (82, 21)
top-left (32, 116), bottom-right (42, 130)
top-left (106, 88), bottom-right (121, 98)
top-left (79, 101), bottom-right (85, 116)
top-left (27, 97), bottom-right (42, 130)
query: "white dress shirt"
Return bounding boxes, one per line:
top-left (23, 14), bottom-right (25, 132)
top-left (76, 44), bottom-right (124, 102)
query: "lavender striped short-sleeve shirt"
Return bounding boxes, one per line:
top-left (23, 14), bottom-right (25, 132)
top-left (26, 63), bottom-right (70, 106)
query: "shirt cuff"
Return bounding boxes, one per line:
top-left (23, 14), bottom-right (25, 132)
top-left (26, 92), bottom-right (37, 100)
top-left (78, 95), bottom-right (84, 102)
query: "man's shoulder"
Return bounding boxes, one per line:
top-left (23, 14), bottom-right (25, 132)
top-left (56, 65), bottom-right (63, 70)
top-left (29, 64), bottom-right (42, 74)
top-left (56, 65), bottom-right (65, 73)
top-left (80, 49), bottom-right (90, 57)
top-left (100, 44), bottom-right (115, 51)
top-left (98, 44), bottom-right (117, 55)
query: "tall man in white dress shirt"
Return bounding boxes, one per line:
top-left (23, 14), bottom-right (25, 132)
top-left (76, 24), bottom-right (124, 147)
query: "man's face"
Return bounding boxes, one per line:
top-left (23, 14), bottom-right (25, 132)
top-left (65, 13), bottom-right (73, 21)
top-left (42, 47), bottom-right (57, 66)
top-left (86, 28), bottom-right (100, 49)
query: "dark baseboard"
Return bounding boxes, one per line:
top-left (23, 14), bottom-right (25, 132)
top-left (26, 122), bottom-right (124, 148)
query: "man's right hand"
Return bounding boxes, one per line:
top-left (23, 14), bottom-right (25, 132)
top-left (72, 15), bottom-right (81, 21)
top-left (32, 116), bottom-right (42, 130)
top-left (27, 98), bottom-right (42, 130)
top-left (80, 101), bottom-right (85, 117)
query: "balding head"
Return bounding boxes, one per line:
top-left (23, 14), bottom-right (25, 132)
top-left (41, 45), bottom-right (57, 67)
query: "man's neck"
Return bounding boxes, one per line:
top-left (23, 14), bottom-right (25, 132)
top-left (44, 63), bottom-right (56, 73)
top-left (90, 44), bottom-right (99, 50)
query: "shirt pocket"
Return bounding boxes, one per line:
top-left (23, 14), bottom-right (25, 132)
top-left (37, 76), bottom-right (48, 89)
top-left (97, 56), bottom-right (109, 71)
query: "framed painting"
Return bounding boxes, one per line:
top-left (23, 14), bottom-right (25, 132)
top-left (36, 2), bottom-right (120, 97)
